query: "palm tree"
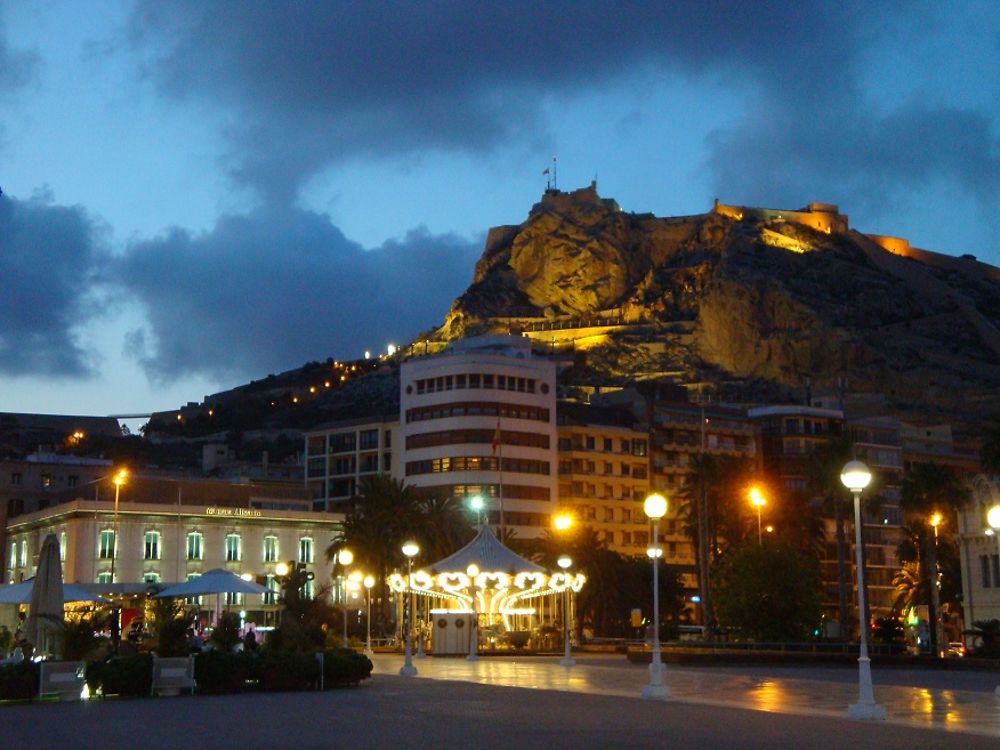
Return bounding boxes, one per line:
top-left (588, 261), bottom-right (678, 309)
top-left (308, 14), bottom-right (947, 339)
top-left (899, 462), bottom-right (970, 654)
top-left (415, 494), bottom-right (475, 562)
top-left (325, 475), bottom-right (424, 635)
top-left (806, 435), bottom-right (855, 641)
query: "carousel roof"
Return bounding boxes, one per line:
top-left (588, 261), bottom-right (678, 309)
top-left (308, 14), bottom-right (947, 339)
top-left (427, 525), bottom-right (545, 575)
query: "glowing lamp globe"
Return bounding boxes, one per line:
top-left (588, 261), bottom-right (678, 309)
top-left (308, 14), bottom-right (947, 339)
top-left (988, 504), bottom-right (1000, 532)
top-left (644, 493), bottom-right (668, 520)
top-left (469, 495), bottom-right (485, 512)
top-left (338, 549), bottom-right (354, 566)
top-left (401, 541), bottom-right (420, 558)
top-left (466, 564), bottom-right (479, 578)
top-left (275, 562), bottom-right (289, 577)
top-left (557, 555), bottom-right (572, 570)
top-left (840, 460), bottom-right (872, 492)
top-left (363, 575), bottom-right (376, 589)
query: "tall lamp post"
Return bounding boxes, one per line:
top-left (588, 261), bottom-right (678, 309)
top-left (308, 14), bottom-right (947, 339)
top-left (642, 492), bottom-right (670, 700)
top-left (987, 505), bottom-right (1000, 698)
top-left (363, 575), bottom-right (375, 657)
top-left (840, 460), bottom-right (886, 720)
top-left (337, 549), bottom-right (354, 648)
top-left (749, 486), bottom-right (766, 545)
top-left (928, 512), bottom-right (944, 657)
top-left (466, 564), bottom-right (479, 662)
top-left (400, 541), bottom-right (420, 677)
top-left (108, 468), bottom-right (128, 584)
top-left (469, 495), bottom-right (485, 527)
top-left (557, 555), bottom-right (575, 667)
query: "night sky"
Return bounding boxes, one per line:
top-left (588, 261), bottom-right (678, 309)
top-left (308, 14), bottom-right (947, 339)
top-left (1, 1), bottom-right (997, 420)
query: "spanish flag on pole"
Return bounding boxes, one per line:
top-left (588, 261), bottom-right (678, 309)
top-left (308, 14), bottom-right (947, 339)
top-left (491, 418), bottom-right (501, 457)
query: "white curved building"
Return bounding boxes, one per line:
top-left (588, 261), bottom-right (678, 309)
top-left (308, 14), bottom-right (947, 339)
top-left (400, 336), bottom-right (557, 539)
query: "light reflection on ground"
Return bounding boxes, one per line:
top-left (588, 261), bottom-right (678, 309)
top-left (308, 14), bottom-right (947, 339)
top-left (374, 654), bottom-right (1000, 737)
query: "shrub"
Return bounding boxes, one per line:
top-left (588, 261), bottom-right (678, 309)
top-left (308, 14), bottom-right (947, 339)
top-left (321, 648), bottom-right (373, 687)
top-left (86, 654), bottom-right (153, 697)
top-left (208, 613), bottom-right (242, 653)
top-left (194, 650), bottom-right (253, 693)
top-left (0, 661), bottom-right (39, 701)
top-left (254, 651), bottom-right (320, 692)
top-left (62, 614), bottom-right (106, 661)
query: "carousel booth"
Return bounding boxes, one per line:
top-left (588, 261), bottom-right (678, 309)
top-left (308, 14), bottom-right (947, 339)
top-left (388, 526), bottom-right (586, 655)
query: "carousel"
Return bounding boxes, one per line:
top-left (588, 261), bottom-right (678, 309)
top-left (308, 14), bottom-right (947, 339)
top-left (388, 525), bottom-right (586, 654)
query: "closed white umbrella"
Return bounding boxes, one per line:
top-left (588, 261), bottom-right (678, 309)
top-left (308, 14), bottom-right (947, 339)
top-left (153, 568), bottom-right (266, 598)
top-left (23, 534), bottom-right (64, 657)
top-left (0, 581), bottom-right (107, 604)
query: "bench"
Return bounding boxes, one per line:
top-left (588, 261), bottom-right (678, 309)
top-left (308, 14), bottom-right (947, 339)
top-left (151, 655), bottom-right (196, 697)
top-left (39, 661), bottom-right (86, 701)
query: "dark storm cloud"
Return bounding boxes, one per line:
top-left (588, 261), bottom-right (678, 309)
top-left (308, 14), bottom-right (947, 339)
top-left (127, 0), bottom-right (867, 203)
top-left (0, 192), bottom-right (104, 376)
top-left (117, 207), bottom-right (479, 382)
top-left (0, 8), bottom-right (38, 94)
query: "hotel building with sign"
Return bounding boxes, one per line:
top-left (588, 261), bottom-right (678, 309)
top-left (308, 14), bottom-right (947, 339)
top-left (4, 475), bottom-right (340, 622)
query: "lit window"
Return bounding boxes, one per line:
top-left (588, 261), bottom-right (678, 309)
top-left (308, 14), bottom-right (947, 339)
top-left (97, 572), bottom-right (113, 585)
top-left (8, 543), bottom-right (16, 570)
top-left (59, 532), bottom-right (67, 562)
top-left (186, 532), bottom-right (204, 561)
top-left (185, 573), bottom-right (202, 605)
top-left (225, 534), bottom-right (242, 562)
top-left (263, 535), bottom-right (279, 563)
top-left (225, 591), bottom-right (244, 606)
top-left (264, 574), bottom-right (278, 605)
top-left (144, 531), bottom-right (161, 560)
top-left (299, 537), bottom-right (314, 564)
top-left (18, 540), bottom-right (27, 567)
top-left (144, 572), bottom-right (160, 583)
top-left (302, 580), bottom-right (314, 600)
top-left (98, 530), bottom-right (116, 560)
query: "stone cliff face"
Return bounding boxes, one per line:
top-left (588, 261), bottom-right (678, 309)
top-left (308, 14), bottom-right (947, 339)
top-left (436, 185), bottom-right (1000, 433)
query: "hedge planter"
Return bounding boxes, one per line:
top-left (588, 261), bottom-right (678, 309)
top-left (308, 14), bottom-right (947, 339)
top-left (0, 662), bottom-right (39, 702)
top-left (321, 649), bottom-right (373, 688)
top-left (86, 654), bottom-right (153, 698)
top-left (193, 651), bottom-right (254, 693)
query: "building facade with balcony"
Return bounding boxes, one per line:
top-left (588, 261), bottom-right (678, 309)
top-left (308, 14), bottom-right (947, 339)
top-left (303, 417), bottom-right (399, 511)
top-left (555, 401), bottom-right (651, 556)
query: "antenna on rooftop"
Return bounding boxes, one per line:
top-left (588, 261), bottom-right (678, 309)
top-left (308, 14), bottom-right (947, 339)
top-left (552, 155), bottom-right (557, 190)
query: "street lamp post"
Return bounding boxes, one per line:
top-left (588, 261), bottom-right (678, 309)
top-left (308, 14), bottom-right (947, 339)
top-left (642, 492), bottom-right (670, 700)
top-left (363, 575), bottom-right (375, 657)
top-left (108, 468), bottom-right (127, 584)
top-left (749, 486), bottom-right (766, 545)
top-left (987, 505), bottom-right (1000, 698)
top-left (841, 460), bottom-right (887, 720)
top-left (466, 564), bottom-right (479, 661)
top-left (337, 549), bottom-right (354, 648)
top-left (400, 541), bottom-right (419, 677)
top-left (557, 555), bottom-right (575, 667)
top-left (928, 512), bottom-right (943, 657)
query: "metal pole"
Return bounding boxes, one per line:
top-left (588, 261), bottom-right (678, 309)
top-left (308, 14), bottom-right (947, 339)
top-left (400, 557), bottom-right (417, 676)
top-left (757, 506), bottom-right (762, 545)
top-left (848, 488), bottom-right (885, 719)
top-left (110, 481), bottom-right (120, 582)
top-left (365, 587), bottom-right (372, 657)
top-left (467, 583), bottom-right (478, 661)
top-left (559, 584), bottom-right (575, 667)
top-left (642, 518), bottom-right (669, 699)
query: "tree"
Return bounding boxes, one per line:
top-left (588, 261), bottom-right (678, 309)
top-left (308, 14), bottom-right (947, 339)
top-left (899, 462), bottom-right (970, 654)
top-left (805, 435), bottom-right (856, 641)
top-left (712, 541), bottom-right (823, 642)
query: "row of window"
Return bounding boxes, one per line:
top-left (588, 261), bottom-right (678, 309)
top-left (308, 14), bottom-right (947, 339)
top-left (446, 483), bottom-right (551, 501)
top-left (560, 483), bottom-right (647, 501)
top-left (94, 531), bottom-right (315, 564)
top-left (410, 373), bottom-right (547, 395)
top-left (557, 436), bottom-right (647, 456)
top-left (406, 429), bottom-right (550, 451)
top-left (405, 401), bottom-right (550, 425)
top-left (90, 571), bottom-right (313, 604)
top-left (558, 459), bottom-right (648, 479)
top-left (405, 456), bottom-right (550, 477)
top-left (8, 534), bottom-right (68, 569)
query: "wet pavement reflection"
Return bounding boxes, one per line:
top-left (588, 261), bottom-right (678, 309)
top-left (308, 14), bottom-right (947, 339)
top-left (373, 653), bottom-right (1000, 738)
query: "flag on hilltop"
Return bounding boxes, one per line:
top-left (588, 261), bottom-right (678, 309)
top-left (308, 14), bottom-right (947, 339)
top-left (542, 168), bottom-right (550, 175)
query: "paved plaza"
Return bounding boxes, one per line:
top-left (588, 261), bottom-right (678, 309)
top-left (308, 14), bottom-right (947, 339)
top-left (3, 654), bottom-right (999, 749)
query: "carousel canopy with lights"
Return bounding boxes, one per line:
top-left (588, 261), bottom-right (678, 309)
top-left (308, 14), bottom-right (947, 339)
top-left (388, 526), bottom-right (585, 628)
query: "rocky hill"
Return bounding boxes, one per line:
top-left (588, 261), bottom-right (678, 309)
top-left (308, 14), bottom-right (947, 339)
top-left (435, 184), bottom-right (1000, 436)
